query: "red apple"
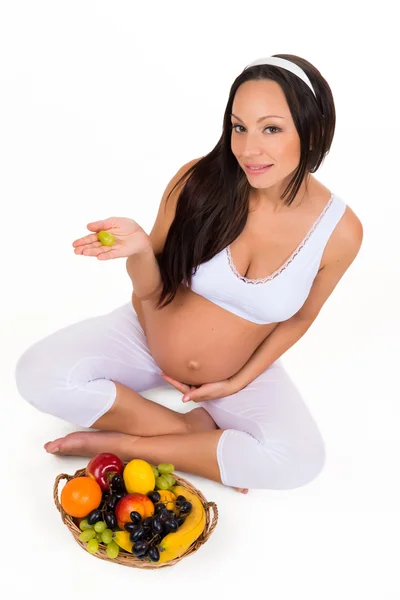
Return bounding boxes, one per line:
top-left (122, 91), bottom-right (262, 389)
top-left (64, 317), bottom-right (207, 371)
top-left (85, 453), bottom-right (124, 491)
top-left (115, 493), bottom-right (155, 528)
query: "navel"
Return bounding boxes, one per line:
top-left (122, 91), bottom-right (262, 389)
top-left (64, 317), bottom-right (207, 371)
top-left (187, 359), bottom-right (201, 370)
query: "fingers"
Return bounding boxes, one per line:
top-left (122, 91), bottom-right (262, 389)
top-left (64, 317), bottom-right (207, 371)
top-left (73, 240), bottom-right (102, 254)
top-left (72, 233), bottom-right (99, 248)
top-left (87, 218), bottom-right (118, 232)
top-left (160, 373), bottom-right (191, 394)
top-left (78, 245), bottom-right (116, 259)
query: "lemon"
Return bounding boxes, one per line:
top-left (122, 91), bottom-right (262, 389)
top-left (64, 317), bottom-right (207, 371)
top-left (123, 459), bottom-right (155, 495)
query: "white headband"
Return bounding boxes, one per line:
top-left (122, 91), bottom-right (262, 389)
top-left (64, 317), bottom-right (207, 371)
top-left (245, 56), bottom-right (317, 99)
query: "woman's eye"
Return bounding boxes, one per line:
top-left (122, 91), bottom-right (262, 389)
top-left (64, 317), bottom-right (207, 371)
top-left (231, 124), bottom-right (280, 134)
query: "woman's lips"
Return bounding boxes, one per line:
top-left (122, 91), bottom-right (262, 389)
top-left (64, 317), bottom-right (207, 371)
top-left (244, 164), bottom-right (273, 175)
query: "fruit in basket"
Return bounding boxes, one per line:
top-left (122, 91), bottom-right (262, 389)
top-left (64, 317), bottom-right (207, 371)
top-left (86, 453), bottom-right (124, 491)
top-left (110, 473), bottom-right (125, 494)
top-left (157, 463), bottom-right (175, 475)
top-left (150, 464), bottom-right (159, 478)
top-left (157, 489), bottom-right (177, 511)
top-left (79, 519), bottom-right (92, 531)
top-left (101, 528), bottom-right (113, 544)
top-left (113, 530), bottom-right (134, 553)
top-left (93, 521), bottom-right (107, 533)
top-left (148, 546), bottom-right (160, 562)
top-left (155, 475), bottom-right (170, 490)
top-left (103, 492), bottom-right (119, 511)
top-left (153, 464), bottom-right (176, 491)
top-left (61, 476), bottom-right (102, 518)
top-left (123, 459), bottom-right (155, 495)
top-left (112, 491), bottom-right (204, 563)
top-left (106, 541), bottom-right (120, 559)
top-left (87, 539), bottom-right (99, 554)
top-left (104, 510), bottom-right (117, 530)
top-left (147, 490), bottom-right (161, 503)
top-left (87, 508), bottom-right (103, 525)
top-left (115, 493), bottom-right (155, 528)
top-left (79, 529), bottom-right (97, 542)
top-left (156, 486), bottom-right (206, 564)
top-left (163, 473), bottom-right (176, 488)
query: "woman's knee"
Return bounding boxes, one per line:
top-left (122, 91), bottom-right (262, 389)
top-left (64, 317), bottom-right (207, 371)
top-left (270, 437), bottom-right (326, 490)
top-left (15, 344), bottom-right (51, 409)
top-left (15, 342), bottom-right (117, 426)
top-left (216, 428), bottom-right (326, 490)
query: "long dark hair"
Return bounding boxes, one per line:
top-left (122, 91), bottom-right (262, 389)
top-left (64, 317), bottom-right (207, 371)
top-left (154, 53), bottom-right (336, 310)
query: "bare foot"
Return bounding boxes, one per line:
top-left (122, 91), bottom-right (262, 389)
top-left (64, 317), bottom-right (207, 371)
top-left (234, 487), bottom-right (249, 494)
top-left (44, 430), bottom-right (140, 460)
top-left (185, 407), bottom-right (219, 433)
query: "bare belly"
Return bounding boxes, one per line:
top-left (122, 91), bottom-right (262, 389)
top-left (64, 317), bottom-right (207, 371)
top-left (131, 285), bottom-right (278, 385)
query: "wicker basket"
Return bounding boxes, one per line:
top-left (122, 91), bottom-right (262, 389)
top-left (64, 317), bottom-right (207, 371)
top-left (53, 466), bottom-right (218, 569)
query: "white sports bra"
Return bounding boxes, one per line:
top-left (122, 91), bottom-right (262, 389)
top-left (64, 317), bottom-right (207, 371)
top-left (187, 192), bottom-right (347, 324)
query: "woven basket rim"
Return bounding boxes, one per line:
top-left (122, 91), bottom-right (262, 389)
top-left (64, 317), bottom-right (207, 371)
top-left (54, 464), bottom-right (218, 569)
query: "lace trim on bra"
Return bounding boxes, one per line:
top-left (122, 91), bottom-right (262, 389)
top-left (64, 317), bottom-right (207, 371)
top-left (226, 193), bottom-right (335, 285)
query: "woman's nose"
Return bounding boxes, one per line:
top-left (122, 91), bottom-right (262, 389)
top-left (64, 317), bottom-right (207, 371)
top-left (242, 135), bottom-right (267, 155)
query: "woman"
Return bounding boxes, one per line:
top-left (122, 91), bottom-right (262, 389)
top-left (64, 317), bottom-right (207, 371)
top-left (15, 54), bottom-right (363, 493)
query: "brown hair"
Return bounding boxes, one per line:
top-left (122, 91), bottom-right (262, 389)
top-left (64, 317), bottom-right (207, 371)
top-left (154, 53), bottom-right (336, 309)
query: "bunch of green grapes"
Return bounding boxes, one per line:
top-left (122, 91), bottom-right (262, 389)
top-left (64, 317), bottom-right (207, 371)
top-left (78, 518), bottom-right (120, 558)
top-left (150, 463), bottom-right (176, 491)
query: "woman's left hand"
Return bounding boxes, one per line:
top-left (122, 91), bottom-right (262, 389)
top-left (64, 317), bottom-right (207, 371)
top-left (160, 372), bottom-right (237, 403)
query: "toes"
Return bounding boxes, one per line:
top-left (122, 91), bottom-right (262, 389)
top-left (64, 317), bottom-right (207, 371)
top-left (44, 438), bottom-right (64, 453)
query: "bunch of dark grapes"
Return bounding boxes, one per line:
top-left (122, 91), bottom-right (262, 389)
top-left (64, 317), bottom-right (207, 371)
top-left (86, 473), bottom-right (126, 530)
top-left (123, 491), bottom-right (193, 562)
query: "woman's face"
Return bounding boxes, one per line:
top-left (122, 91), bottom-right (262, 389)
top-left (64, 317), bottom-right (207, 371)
top-left (230, 79), bottom-right (302, 193)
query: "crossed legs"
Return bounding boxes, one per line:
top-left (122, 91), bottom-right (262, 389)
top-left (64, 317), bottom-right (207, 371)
top-left (15, 301), bottom-right (325, 492)
top-left (42, 380), bottom-right (238, 489)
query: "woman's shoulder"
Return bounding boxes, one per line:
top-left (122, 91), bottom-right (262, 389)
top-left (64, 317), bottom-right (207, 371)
top-left (177, 156), bottom-right (203, 177)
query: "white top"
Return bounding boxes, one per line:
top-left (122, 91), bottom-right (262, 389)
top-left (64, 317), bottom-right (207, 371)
top-left (187, 192), bottom-right (347, 324)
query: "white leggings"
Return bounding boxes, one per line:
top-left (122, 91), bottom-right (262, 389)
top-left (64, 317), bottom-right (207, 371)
top-left (15, 301), bottom-right (326, 490)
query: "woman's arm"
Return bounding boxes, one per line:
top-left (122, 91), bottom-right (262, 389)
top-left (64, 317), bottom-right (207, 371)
top-left (230, 315), bottom-right (313, 391)
top-left (126, 247), bottom-right (163, 302)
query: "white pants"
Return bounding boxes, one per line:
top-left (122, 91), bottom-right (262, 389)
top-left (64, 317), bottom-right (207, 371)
top-left (15, 301), bottom-right (326, 490)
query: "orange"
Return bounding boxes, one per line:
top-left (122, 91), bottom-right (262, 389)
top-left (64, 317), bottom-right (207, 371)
top-left (157, 489), bottom-right (176, 511)
top-left (60, 476), bottom-right (102, 518)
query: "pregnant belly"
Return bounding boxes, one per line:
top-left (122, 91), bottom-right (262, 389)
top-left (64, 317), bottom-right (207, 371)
top-left (131, 285), bottom-right (277, 385)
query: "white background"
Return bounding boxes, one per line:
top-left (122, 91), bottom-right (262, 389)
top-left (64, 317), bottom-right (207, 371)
top-left (1, 1), bottom-right (399, 598)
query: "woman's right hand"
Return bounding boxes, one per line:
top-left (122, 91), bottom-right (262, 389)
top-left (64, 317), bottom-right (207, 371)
top-left (72, 217), bottom-right (153, 260)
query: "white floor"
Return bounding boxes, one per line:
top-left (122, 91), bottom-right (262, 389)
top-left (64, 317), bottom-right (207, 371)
top-left (4, 285), bottom-right (400, 599)
top-left (3, 0), bottom-right (399, 596)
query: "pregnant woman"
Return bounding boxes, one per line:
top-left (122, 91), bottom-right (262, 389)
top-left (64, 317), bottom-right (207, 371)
top-left (15, 54), bottom-right (363, 493)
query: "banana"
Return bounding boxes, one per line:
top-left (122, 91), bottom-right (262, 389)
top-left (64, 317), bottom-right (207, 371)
top-left (156, 485), bottom-right (206, 564)
top-left (113, 530), bottom-right (133, 553)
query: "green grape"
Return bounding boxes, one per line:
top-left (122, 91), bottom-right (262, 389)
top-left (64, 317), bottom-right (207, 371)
top-left (79, 529), bottom-right (97, 542)
top-left (155, 475), bottom-right (169, 490)
top-left (163, 474), bottom-right (175, 487)
top-left (79, 519), bottom-right (92, 531)
top-left (150, 464), bottom-right (159, 478)
top-left (157, 463), bottom-right (175, 475)
top-left (97, 230), bottom-right (115, 246)
top-left (101, 528), bottom-right (113, 544)
top-left (87, 539), bottom-right (99, 554)
top-left (95, 532), bottom-right (103, 542)
top-left (94, 521), bottom-right (107, 533)
top-left (106, 541), bottom-right (120, 559)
